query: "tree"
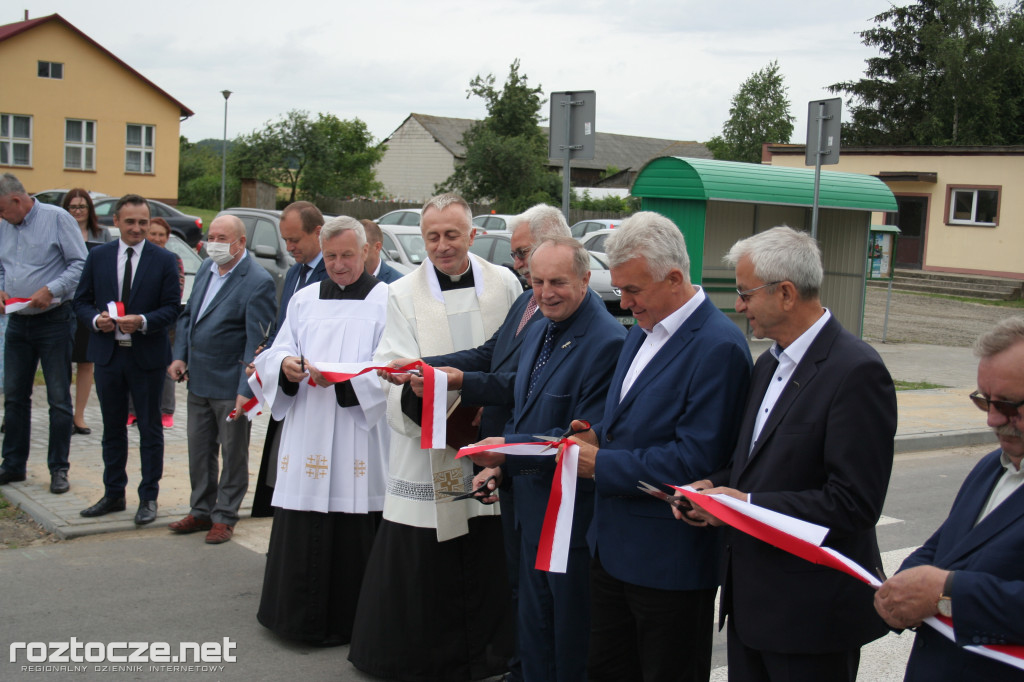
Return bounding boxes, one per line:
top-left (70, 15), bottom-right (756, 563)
top-left (232, 110), bottom-right (385, 204)
top-left (707, 61), bottom-right (795, 163)
top-left (438, 60), bottom-right (560, 211)
top-left (829, 0), bottom-right (1024, 145)
top-left (178, 136), bottom-right (239, 209)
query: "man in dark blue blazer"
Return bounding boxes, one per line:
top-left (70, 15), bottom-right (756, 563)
top-left (469, 237), bottom-right (626, 681)
top-left (362, 219), bottom-right (403, 284)
top-left (875, 317), bottom-right (1024, 682)
top-left (687, 226), bottom-right (896, 682)
top-left (252, 201), bottom-right (326, 517)
top-left (569, 212), bottom-right (752, 682)
top-left (73, 195), bottom-right (181, 525)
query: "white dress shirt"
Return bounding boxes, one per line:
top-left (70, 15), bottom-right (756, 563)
top-left (976, 450), bottom-right (1024, 525)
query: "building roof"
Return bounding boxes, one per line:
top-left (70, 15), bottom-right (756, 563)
top-left (632, 156), bottom-right (898, 212)
top-left (0, 13), bottom-right (194, 118)
top-left (392, 113), bottom-right (711, 174)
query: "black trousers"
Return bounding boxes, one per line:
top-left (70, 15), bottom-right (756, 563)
top-left (726, 617), bottom-right (860, 682)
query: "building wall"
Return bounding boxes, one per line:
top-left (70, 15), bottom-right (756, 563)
top-left (0, 20), bottom-right (182, 202)
top-left (374, 117), bottom-right (457, 202)
top-left (770, 152), bottom-right (1024, 279)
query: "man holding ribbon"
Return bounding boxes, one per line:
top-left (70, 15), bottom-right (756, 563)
top-left (73, 194), bottom-right (180, 525)
top-left (348, 193), bottom-right (521, 681)
top-left (875, 316), bottom-right (1024, 681)
top-left (167, 214), bottom-right (276, 544)
top-left (254, 216), bottom-right (389, 646)
top-left (685, 226), bottom-right (896, 682)
top-left (0, 173), bottom-right (86, 494)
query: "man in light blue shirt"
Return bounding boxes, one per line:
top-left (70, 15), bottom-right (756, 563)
top-left (0, 173), bottom-right (87, 493)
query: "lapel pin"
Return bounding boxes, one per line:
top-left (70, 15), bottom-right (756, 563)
top-left (561, 341), bottom-right (572, 349)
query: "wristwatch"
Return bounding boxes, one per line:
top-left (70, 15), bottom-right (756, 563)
top-left (937, 571), bottom-right (955, 617)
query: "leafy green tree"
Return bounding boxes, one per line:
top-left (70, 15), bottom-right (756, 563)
top-left (439, 60), bottom-right (560, 212)
top-left (707, 61), bottom-right (795, 163)
top-left (178, 136), bottom-right (238, 209)
top-left (830, 0), bottom-right (1024, 145)
top-left (232, 110), bottom-right (385, 203)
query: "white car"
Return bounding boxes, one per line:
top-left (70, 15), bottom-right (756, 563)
top-left (571, 218), bottom-right (619, 239)
top-left (377, 208), bottom-right (422, 227)
top-left (472, 213), bottom-right (517, 232)
top-left (579, 228), bottom-right (615, 256)
top-left (380, 224), bottom-right (428, 268)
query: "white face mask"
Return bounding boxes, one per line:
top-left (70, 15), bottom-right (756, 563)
top-left (206, 239), bottom-right (238, 265)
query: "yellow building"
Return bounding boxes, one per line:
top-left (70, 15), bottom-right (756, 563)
top-left (0, 13), bottom-right (192, 203)
top-left (766, 145), bottom-right (1024, 281)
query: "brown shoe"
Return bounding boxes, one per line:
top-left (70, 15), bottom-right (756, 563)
top-left (168, 514), bottom-right (212, 534)
top-left (205, 523), bottom-right (234, 544)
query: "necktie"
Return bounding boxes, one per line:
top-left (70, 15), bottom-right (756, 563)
top-left (528, 322), bottom-right (558, 397)
top-left (297, 263), bottom-right (312, 290)
top-left (515, 296), bottom-right (539, 336)
top-left (122, 248), bottom-right (133, 302)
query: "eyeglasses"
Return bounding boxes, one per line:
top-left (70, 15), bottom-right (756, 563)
top-left (969, 390), bottom-right (1024, 419)
top-left (736, 281), bottom-right (782, 302)
top-left (510, 248), bottom-right (530, 261)
top-left (68, 204), bottom-right (88, 212)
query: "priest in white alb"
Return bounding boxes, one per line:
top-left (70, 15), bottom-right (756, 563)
top-left (254, 216), bottom-right (389, 647)
top-left (348, 193), bottom-right (523, 681)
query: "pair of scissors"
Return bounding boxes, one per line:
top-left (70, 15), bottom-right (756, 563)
top-left (436, 475), bottom-right (498, 504)
top-left (532, 420), bottom-right (592, 455)
top-left (258, 320), bottom-right (275, 348)
top-left (637, 481), bottom-right (691, 511)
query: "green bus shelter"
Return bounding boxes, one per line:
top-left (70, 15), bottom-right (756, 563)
top-left (631, 157), bottom-right (898, 337)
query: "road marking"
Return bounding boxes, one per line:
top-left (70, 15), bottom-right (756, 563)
top-left (877, 514), bottom-right (903, 526)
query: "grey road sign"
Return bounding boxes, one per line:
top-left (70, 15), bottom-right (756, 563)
top-left (549, 91), bottom-right (596, 161)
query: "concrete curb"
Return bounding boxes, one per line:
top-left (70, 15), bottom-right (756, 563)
top-left (895, 429), bottom-right (997, 454)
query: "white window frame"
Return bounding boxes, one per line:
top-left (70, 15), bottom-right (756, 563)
top-left (0, 113), bottom-right (32, 167)
top-left (64, 119), bottom-right (96, 171)
top-left (947, 186), bottom-right (1000, 226)
top-left (37, 61), bottom-right (63, 79)
top-left (125, 124), bottom-right (154, 174)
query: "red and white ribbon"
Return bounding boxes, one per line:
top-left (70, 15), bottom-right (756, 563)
top-left (457, 440), bottom-right (579, 573)
top-left (4, 296), bottom-right (62, 314)
top-left (227, 395), bottom-right (262, 422)
top-left (106, 301), bottom-right (126, 319)
top-left (246, 370), bottom-right (266, 410)
top-left (308, 361), bottom-right (446, 450)
top-left (673, 486), bottom-right (1024, 672)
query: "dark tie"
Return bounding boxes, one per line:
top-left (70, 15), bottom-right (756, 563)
top-left (122, 248), bottom-right (133, 302)
top-left (528, 322), bottom-right (558, 397)
top-left (298, 263), bottom-right (312, 290)
top-left (515, 296), bottom-right (539, 337)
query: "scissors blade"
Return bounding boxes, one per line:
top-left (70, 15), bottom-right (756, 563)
top-left (637, 481), bottom-right (690, 510)
top-left (436, 475), bottom-right (497, 503)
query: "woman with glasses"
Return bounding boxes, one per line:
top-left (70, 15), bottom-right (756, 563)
top-left (62, 189), bottom-right (114, 435)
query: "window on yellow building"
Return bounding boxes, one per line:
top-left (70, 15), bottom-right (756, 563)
top-left (125, 124), bottom-right (154, 173)
top-left (65, 119), bottom-right (96, 171)
top-left (948, 186), bottom-right (1000, 226)
top-left (1, 114), bottom-right (32, 167)
top-left (38, 61), bottom-right (63, 79)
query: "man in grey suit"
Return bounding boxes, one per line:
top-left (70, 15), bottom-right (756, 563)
top-left (167, 214), bottom-right (276, 544)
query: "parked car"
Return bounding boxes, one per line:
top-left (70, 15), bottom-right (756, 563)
top-left (376, 208), bottom-right (422, 227)
top-left (380, 224), bottom-right (428, 269)
top-left (469, 232), bottom-right (524, 287)
top-left (105, 227), bottom-right (201, 304)
top-left (94, 197), bottom-right (203, 247)
top-left (215, 208), bottom-right (295, 300)
top-left (472, 213), bottom-right (517, 232)
top-left (571, 218), bottom-right (619, 239)
top-left (32, 189), bottom-right (108, 206)
top-left (579, 228), bottom-right (614, 256)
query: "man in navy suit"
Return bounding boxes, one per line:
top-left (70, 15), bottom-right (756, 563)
top-left (252, 201), bottom-right (327, 517)
top-left (469, 236), bottom-right (626, 681)
top-left (875, 317), bottom-right (1024, 681)
top-left (168, 215), bottom-right (276, 544)
top-left (569, 212), bottom-right (752, 682)
top-left (686, 226), bottom-right (896, 682)
top-left (362, 219), bottom-right (403, 284)
top-left (73, 195), bottom-right (180, 525)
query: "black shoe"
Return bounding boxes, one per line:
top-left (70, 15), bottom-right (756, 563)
top-left (0, 468), bottom-right (26, 485)
top-left (72, 424), bottom-right (91, 435)
top-left (80, 496), bottom-right (126, 517)
top-left (49, 469), bottom-right (69, 494)
top-left (134, 500), bottom-right (158, 525)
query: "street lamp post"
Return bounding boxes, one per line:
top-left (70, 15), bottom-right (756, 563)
top-left (220, 90), bottom-right (232, 211)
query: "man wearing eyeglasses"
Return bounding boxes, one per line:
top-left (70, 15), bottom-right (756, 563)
top-left (874, 317), bottom-right (1024, 681)
top-left (683, 225), bottom-right (896, 681)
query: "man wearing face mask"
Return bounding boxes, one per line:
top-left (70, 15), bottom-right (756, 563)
top-left (168, 215), bottom-right (276, 544)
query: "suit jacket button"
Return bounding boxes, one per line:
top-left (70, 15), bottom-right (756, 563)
top-left (606, 434), bottom-right (613, 442)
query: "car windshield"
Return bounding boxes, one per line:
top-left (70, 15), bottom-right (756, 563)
top-left (396, 233), bottom-right (427, 263)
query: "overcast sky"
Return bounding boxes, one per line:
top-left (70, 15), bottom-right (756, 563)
top-left (18, 0), bottom-right (899, 147)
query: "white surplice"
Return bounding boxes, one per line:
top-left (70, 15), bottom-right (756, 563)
top-left (254, 281), bottom-right (390, 514)
top-left (375, 254), bottom-right (522, 541)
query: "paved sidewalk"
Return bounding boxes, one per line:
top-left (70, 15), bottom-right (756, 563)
top-left (0, 341), bottom-right (995, 540)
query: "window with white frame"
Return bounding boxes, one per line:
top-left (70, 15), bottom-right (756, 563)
top-left (38, 61), bottom-right (63, 79)
top-left (65, 119), bottom-right (96, 171)
top-left (948, 187), bottom-right (1000, 226)
top-left (0, 114), bottom-right (32, 167)
top-left (125, 124), bottom-right (154, 173)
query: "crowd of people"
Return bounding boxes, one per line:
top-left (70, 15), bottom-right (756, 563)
top-left (1, 169), bottom-right (1022, 681)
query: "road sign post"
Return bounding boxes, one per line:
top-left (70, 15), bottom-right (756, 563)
top-left (549, 91), bottom-right (596, 222)
top-left (806, 98), bottom-right (841, 239)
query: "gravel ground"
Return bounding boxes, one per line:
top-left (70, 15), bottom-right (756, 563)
top-left (863, 287), bottom-right (1022, 347)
